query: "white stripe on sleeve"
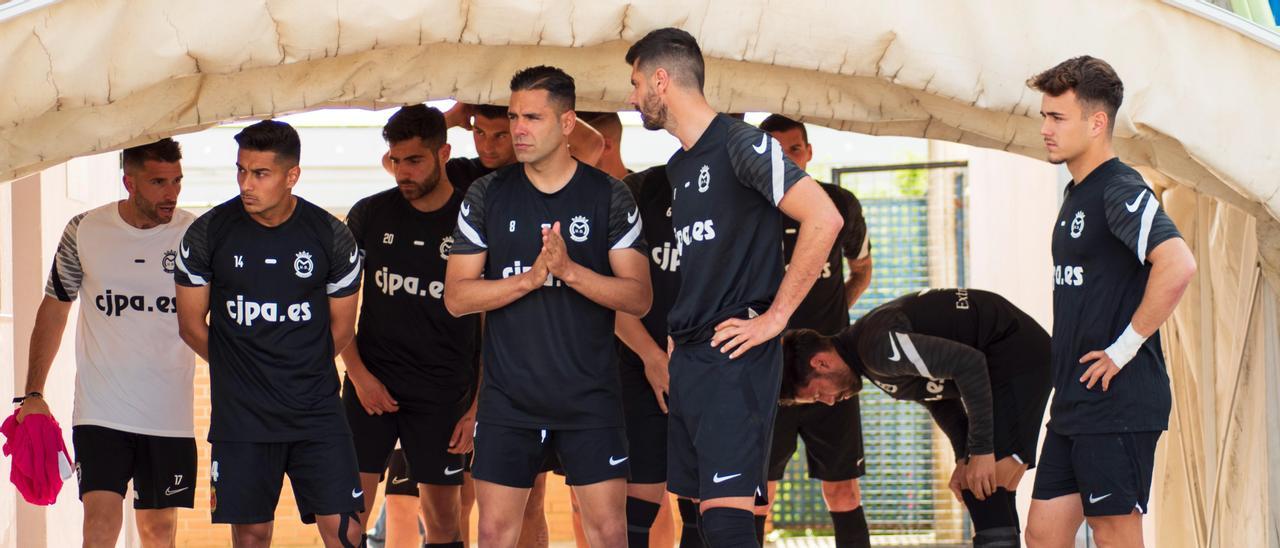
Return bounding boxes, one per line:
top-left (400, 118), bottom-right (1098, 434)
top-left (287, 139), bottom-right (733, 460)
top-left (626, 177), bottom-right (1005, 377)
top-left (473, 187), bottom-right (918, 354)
top-left (1136, 194), bottom-right (1159, 264)
top-left (894, 332), bottom-right (934, 379)
top-left (770, 137), bottom-right (785, 206)
top-left (612, 217), bottom-right (643, 250)
top-left (457, 213), bottom-right (487, 249)
top-left (326, 257), bottom-right (362, 294)
top-left (175, 252), bottom-right (208, 286)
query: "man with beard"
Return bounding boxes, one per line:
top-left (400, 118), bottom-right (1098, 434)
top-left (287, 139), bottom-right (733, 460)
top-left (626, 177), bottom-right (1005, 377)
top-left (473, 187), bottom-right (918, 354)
top-left (779, 288), bottom-right (1053, 547)
top-left (446, 65), bottom-right (650, 548)
top-left (18, 139), bottom-right (196, 548)
top-left (625, 29), bottom-right (844, 547)
top-left (342, 105), bottom-right (477, 548)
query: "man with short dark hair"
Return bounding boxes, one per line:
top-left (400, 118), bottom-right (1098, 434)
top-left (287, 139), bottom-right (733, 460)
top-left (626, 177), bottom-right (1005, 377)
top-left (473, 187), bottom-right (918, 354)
top-left (18, 139), bottom-right (195, 548)
top-left (756, 113), bottom-right (874, 548)
top-left (625, 28), bottom-right (844, 547)
top-left (174, 120), bottom-right (366, 548)
top-left (342, 105), bottom-right (475, 548)
top-left (1023, 56), bottom-right (1196, 548)
top-left (443, 103), bottom-right (605, 189)
top-left (446, 65), bottom-right (651, 548)
top-left (780, 288), bottom-right (1052, 547)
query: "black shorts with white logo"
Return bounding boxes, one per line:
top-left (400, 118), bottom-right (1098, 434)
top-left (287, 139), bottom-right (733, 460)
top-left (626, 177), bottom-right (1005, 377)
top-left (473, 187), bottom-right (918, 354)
top-left (767, 397), bottom-right (865, 482)
top-left (471, 423), bottom-right (628, 488)
top-left (667, 339), bottom-right (782, 502)
top-left (620, 357), bottom-right (668, 485)
top-left (1031, 429), bottom-right (1161, 517)
top-left (384, 448), bottom-right (419, 497)
top-left (71, 425), bottom-right (197, 509)
top-left (989, 368), bottom-right (1051, 467)
top-left (209, 435), bottom-right (363, 524)
top-left (343, 377), bottom-right (468, 486)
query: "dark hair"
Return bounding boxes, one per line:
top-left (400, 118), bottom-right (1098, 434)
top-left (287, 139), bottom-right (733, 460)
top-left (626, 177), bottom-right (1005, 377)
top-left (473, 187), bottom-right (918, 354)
top-left (234, 120), bottom-right (301, 166)
top-left (779, 329), bottom-right (833, 401)
top-left (625, 27), bottom-right (706, 92)
top-left (382, 105), bottom-right (447, 149)
top-left (579, 111), bottom-right (623, 141)
top-left (1027, 56), bottom-right (1124, 134)
top-left (474, 104), bottom-right (508, 120)
top-left (759, 114), bottom-right (808, 144)
top-left (510, 66), bottom-right (576, 113)
top-left (122, 138), bottom-right (182, 173)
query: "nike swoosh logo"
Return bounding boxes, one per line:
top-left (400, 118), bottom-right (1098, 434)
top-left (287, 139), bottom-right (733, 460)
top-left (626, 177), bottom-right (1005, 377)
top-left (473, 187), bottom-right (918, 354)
top-left (165, 486), bottom-right (189, 496)
top-left (887, 334), bottom-right (901, 362)
top-left (752, 134), bottom-right (768, 154)
top-left (352, 489), bottom-right (364, 498)
top-left (443, 467), bottom-right (463, 476)
top-left (856, 457), bottom-right (864, 466)
top-left (1125, 190), bottom-right (1147, 213)
top-left (180, 243), bottom-right (190, 259)
top-left (349, 250), bottom-right (358, 263)
top-left (627, 207), bottom-right (638, 224)
top-left (609, 456), bottom-right (629, 466)
top-left (712, 472), bottom-right (742, 483)
top-left (460, 203), bottom-right (471, 217)
top-left (1088, 493), bottom-right (1112, 504)
top-left (391, 477), bottom-right (409, 485)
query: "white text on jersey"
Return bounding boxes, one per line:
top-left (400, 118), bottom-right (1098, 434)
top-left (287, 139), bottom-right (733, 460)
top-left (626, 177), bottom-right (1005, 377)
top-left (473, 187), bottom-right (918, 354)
top-left (225, 295), bottom-right (312, 326)
top-left (374, 267), bottom-right (444, 299)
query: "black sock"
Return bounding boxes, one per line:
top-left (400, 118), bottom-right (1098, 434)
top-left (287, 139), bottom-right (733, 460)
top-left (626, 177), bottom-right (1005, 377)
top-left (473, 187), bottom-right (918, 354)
top-left (830, 507), bottom-right (871, 548)
top-left (700, 508), bottom-right (759, 547)
top-left (753, 514), bottom-right (766, 545)
top-left (677, 498), bottom-right (704, 548)
top-left (626, 497), bottom-right (662, 548)
top-left (963, 488), bottom-right (1019, 535)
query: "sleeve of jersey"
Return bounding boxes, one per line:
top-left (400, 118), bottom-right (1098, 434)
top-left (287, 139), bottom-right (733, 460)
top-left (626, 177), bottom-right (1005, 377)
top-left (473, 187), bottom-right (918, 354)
top-left (174, 212), bottom-right (214, 287)
top-left (838, 188), bottom-right (870, 260)
top-left (607, 177), bottom-right (647, 252)
top-left (1103, 182), bottom-right (1183, 265)
top-left (326, 218), bottom-right (363, 297)
top-left (922, 399), bottom-right (970, 458)
top-left (725, 124), bottom-right (808, 207)
top-left (450, 174), bottom-right (491, 255)
top-left (870, 330), bottom-right (994, 456)
top-left (345, 198), bottom-right (369, 255)
top-left (44, 213), bottom-right (88, 302)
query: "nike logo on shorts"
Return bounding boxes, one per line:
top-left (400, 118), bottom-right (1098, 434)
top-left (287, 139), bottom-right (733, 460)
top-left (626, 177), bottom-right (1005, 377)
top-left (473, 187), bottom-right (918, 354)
top-left (165, 486), bottom-right (190, 496)
top-left (609, 456), bottom-right (628, 466)
top-left (1088, 492), bottom-right (1112, 504)
top-left (391, 477), bottom-right (410, 485)
top-left (443, 466), bottom-right (463, 476)
top-left (712, 472), bottom-right (742, 483)
top-left (352, 489), bottom-right (364, 499)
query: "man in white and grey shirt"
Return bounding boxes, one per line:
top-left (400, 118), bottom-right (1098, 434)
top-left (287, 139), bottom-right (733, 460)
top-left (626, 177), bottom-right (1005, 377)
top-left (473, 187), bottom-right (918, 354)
top-left (17, 138), bottom-right (197, 548)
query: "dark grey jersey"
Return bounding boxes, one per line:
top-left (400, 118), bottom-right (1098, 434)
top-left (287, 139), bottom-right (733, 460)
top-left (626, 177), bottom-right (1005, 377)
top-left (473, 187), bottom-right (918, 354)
top-left (1049, 158), bottom-right (1181, 435)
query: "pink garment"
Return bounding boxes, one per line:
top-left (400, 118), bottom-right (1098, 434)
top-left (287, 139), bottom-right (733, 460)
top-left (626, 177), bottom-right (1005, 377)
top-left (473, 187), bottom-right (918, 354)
top-left (1, 410), bottom-right (73, 506)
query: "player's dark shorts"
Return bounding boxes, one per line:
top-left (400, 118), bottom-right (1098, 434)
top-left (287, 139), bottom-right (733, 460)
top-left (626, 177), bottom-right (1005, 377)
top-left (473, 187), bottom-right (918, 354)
top-left (209, 435), bottom-right (363, 524)
top-left (990, 367), bottom-right (1052, 467)
top-left (384, 448), bottom-right (419, 497)
top-left (667, 339), bottom-right (782, 502)
top-left (71, 425), bottom-right (197, 509)
top-left (1032, 429), bottom-right (1161, 517)
top-left (767, 397), bottom-right (865, 482)
top-left (343, 377), bottom-right (467, 486)
top-left (471, 422), bottom-right (628, 488)
top-left (620, 357), bottom-right (668, 484)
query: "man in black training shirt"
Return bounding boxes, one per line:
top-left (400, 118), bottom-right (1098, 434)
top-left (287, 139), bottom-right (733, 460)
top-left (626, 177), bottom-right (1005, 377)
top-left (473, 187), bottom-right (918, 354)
top-left (1023, 58), bottom-right (1196, 548)
top-left (446, 66), bottom-right (651, 548)
top-left (174, 120), bottom-right (365, 547)
top-left (442, 102), bottom-right (606, 189)
top-left (342, 105), bottom-right (475, 548)
top-left (780, 288), bottom-right (1052, 547)
top-left (756, 114), bottom-right (874, 548)
top-left (626, 29), bottom-right (844, 547)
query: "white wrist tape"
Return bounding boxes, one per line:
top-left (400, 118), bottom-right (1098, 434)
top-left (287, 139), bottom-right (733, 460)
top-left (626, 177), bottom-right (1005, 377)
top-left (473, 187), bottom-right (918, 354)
top-left (1103, 324), bottom-right (1147, 370)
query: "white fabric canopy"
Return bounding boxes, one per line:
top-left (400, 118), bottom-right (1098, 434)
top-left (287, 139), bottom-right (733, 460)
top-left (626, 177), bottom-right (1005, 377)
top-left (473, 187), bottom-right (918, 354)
top-left (2, 1), bottom-right (1279, 545)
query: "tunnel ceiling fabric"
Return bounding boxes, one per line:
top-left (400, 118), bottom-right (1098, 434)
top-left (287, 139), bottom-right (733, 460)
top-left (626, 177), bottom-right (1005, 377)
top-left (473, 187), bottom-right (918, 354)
top-left (0, 0), bottom-right (1277, 227)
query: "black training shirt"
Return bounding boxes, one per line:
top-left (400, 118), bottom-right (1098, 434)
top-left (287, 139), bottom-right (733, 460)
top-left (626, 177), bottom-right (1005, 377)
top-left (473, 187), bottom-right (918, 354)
top-left (451, 162), bottom-right (645, 429)
top-left (345, 187), bottom-right (478, 410)
top-left (665, 114), bottom-right (807, 344)
top-left (1049, 158), bottom-right (1180, 435)
top-left (175, 196), bottom-right (362, 442)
